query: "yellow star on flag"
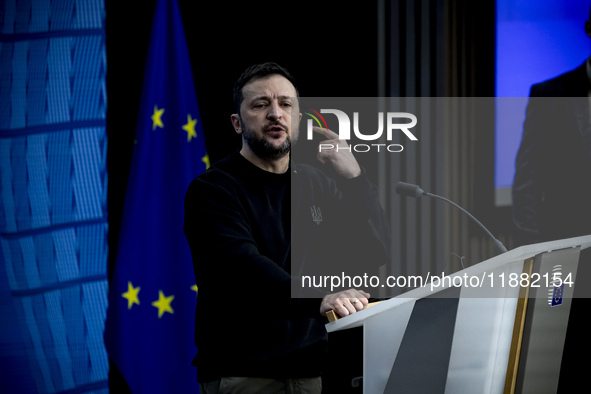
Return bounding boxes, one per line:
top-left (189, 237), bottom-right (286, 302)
top-left (151, 106), bottom-right (165, 130)
top-left (182, 114), bottom-right (198, 142)
top-left (202, 154), bottom-right (210, 169)
top-left (152, 290), bottom-right (175, 318)
top-left (191, 284), bottom-right (198, 293)
top-left (122, 281), bottom-right (141, 309)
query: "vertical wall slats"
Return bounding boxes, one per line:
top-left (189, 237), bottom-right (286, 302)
top-left (379, 0), bottom-right (498, 290)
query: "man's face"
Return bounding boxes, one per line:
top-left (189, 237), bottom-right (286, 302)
top-left (234, 74), bottom-right (300, 160)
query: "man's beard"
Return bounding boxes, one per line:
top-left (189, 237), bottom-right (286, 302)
top-left (242, 120), bottom-right (292, 161)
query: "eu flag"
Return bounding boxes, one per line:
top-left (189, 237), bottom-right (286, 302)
top-left (104, 0), bottom-right (208, 392)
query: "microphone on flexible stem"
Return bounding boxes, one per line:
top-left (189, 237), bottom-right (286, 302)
top-left (395, 181), bottom-right (508, 255)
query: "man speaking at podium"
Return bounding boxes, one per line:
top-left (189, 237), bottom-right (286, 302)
top-left (184, 63), bottom-right (389, 393)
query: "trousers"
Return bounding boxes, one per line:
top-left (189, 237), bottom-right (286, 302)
top-left (199, 376), bottom-right (322, 394)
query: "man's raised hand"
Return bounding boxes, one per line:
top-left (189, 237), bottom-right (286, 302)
top-left (313, 126), bottom-right (361, 179)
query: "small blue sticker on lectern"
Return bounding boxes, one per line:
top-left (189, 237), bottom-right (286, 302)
top-left (551, 284), bottom-right (564, 307)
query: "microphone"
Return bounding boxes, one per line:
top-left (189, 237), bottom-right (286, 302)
top-left (395, 181), bottom-right (508, 254)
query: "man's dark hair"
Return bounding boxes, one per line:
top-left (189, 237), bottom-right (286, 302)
top-left (233, 62), bottom-right (299, 115)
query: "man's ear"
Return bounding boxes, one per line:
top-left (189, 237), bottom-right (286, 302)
top-left (230, 113), bottom-right (242, 135)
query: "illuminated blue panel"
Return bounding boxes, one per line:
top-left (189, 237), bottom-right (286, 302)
top-left (494, 0), bottom-right (589, 205)
top-left (0, 0), bottom-right (108, 392)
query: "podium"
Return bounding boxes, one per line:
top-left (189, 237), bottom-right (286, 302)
top-left (325, 235), bottom-right (591, 394)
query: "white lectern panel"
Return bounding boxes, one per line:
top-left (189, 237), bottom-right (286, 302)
top-left (326, 235), bottom-right (591, 394)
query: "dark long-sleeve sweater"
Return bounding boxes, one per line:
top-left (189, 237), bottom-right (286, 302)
top-left (184, 152), bottom-right (389, 382)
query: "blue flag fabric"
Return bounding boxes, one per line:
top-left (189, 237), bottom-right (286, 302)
top-left (104, 0), bottom-right (207, 392)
